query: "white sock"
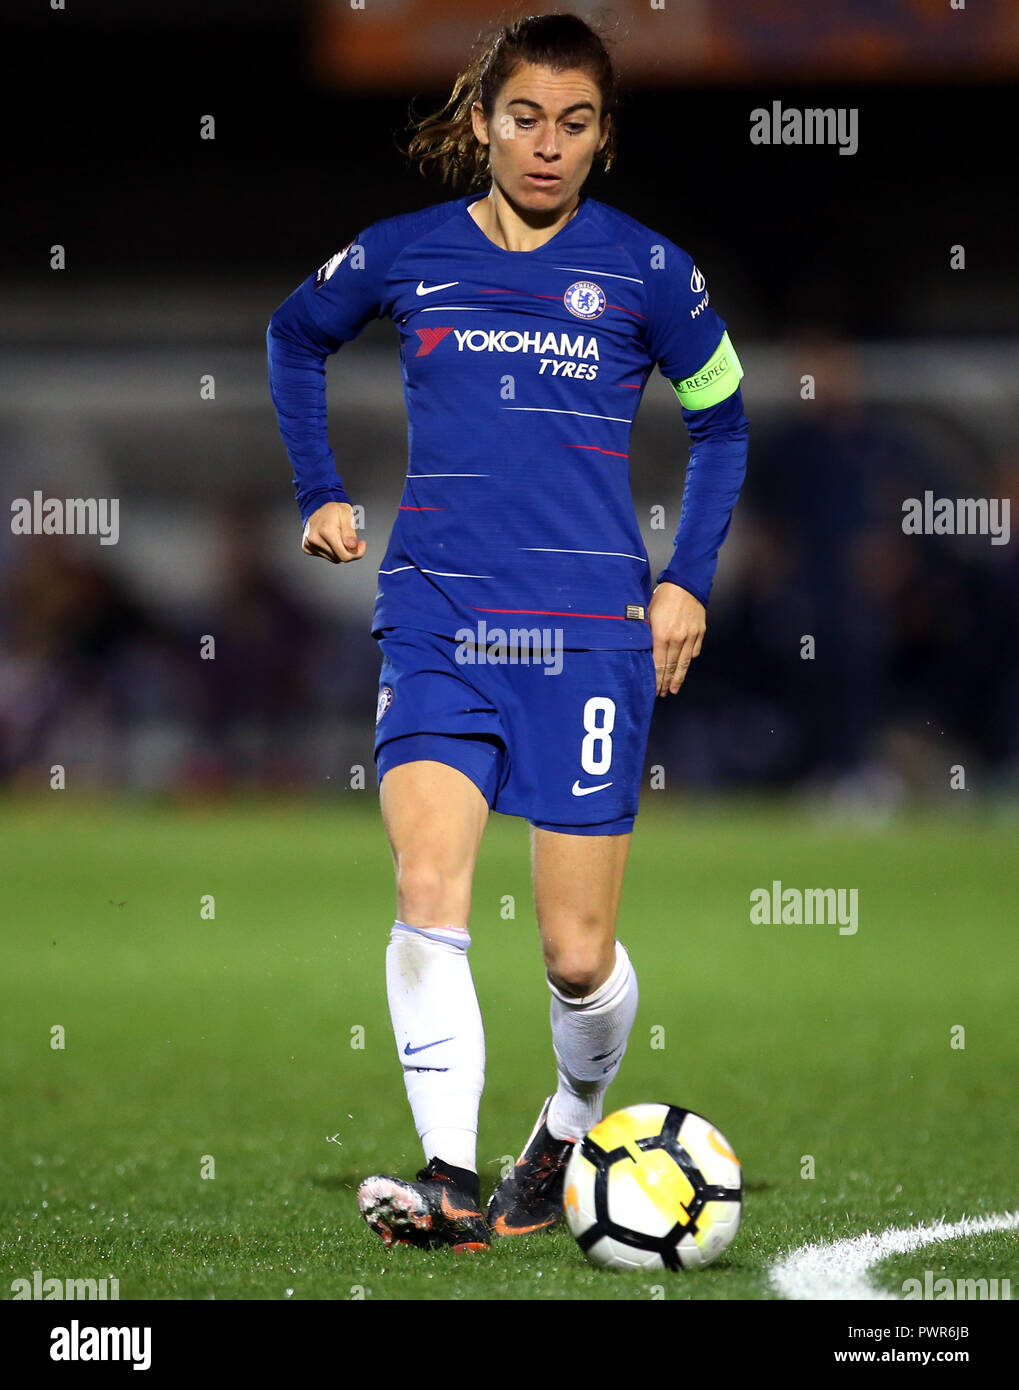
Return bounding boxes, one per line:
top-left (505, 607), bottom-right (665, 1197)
top-left (385, 921), bottom-right (485, 1172)
top-left (546, 941), bottom-right (638, 1142)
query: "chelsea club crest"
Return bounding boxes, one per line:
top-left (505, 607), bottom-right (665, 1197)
top-left (563, 281), bottom-right (606, 320)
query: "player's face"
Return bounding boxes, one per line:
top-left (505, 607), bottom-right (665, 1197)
top-left (473, 64), bottom-right (609, 215)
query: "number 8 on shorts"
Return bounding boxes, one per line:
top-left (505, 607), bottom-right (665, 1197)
top-left (581, 697), bottom-right (616, 776)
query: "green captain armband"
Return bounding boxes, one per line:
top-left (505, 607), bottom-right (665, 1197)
top-left (669, 331), bottom-right (744, 410)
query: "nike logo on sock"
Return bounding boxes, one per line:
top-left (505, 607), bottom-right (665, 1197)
top-left (403, 1037), bottom-right (454, 1055)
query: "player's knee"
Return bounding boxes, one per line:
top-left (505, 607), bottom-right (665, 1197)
top-left (544, 939), bottom-right (614, 998)
top-left (394, 860), bottom-right (468, 928)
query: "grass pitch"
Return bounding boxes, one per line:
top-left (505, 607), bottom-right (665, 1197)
top-left (1, 796), bottom-right (1015, 1301)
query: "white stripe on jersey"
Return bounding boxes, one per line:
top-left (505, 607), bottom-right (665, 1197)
top-left (406, 473), bottom-right (490, 477)
top-left (379, 565), bottom-right (492, 578)
top-left (503, 407), bottom-right (633, 423)
top-left (520, 548), bottom-right (648, 562)
top-left (552, 266), bottom-right (645, 283)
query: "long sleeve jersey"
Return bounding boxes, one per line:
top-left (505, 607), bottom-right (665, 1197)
top-left (267, 191), bottom-right (748, 649)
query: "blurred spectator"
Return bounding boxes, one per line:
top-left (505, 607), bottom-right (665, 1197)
top-left (2, 382), bottom-right (1015, 800)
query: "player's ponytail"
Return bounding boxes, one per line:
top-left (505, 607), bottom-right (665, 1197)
top-left (404, 11), bottom-right (618, 189)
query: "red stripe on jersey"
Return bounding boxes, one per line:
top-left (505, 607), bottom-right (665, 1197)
top-left (563, 444), bottom-right (629, 458)
top-left (472, 606), bottom-right (631, 621)
top-left (606, 302), bottom-right (646, 320)
top-left (399, 505), bottom-right (445, 510)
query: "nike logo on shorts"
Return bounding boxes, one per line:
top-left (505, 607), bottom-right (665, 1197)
top-left (571, 780), bottom-right (613, 797)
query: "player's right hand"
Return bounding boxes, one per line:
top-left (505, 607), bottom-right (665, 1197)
top-left (301, 501), bottom-right (366, 564)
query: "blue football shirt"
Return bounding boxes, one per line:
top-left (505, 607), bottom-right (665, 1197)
top-left (267, 192), bottom-right (746, 649)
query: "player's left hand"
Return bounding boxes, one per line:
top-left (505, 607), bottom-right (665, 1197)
top-left (648, 582), bottom-right (706, 696)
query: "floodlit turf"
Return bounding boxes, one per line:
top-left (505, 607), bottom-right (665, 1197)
top-left (874, 1231), bottom-right (1016, 1301)
top-left (1, 795), bottom-right (1016, 1301)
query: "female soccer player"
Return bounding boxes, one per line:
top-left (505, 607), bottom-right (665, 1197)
top-left (267, 12), bottom-right (748, 1252)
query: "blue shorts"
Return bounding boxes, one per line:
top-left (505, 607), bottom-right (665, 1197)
top-left (373, 626), bottom-right (657, 835)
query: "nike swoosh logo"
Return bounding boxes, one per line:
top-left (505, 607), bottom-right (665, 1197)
top-left (416, 280), bottom-right (459, 296)
top-left (440, 1189), bottom-right (482, 1221)
top-left (493, 1212), bottom-right (559, 1236)
top-left (403, 1037), bottom-right (454, 1055)
top-left (571, 780), bottom-right (613, 797)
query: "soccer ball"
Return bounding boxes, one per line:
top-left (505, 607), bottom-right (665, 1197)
top-left (562, 1103), bottom-right (742, 1271)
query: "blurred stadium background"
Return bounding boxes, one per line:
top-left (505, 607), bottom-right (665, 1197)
top-left (3, 0), bottom-right (1017, 809)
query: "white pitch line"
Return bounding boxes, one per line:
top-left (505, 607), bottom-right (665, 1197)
top-left (770, 1210), bottom-right (1019, 1301)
